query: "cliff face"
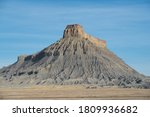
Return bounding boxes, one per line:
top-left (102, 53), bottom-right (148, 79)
top-left (63, 24), bottom-right (106, 48)
top-left (63, 24), bottom-right (84, 38)
top-left (0, 24), bottom-right (149, 88)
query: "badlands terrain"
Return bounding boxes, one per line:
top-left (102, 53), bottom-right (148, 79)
top-left (0, 24), bottom-right (150, 99)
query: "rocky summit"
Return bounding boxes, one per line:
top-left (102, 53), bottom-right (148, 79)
top-left (0, 24), bottom-right (149, 88)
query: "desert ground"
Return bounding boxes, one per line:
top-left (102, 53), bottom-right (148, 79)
top-left (0, 85), bottom-right (150, 99)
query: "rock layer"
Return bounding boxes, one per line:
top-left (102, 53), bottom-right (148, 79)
top-left (0, 24), bottom-right (149, 88)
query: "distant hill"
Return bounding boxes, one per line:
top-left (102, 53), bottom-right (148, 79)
top-left (0, 24), bottom-right (149, 88)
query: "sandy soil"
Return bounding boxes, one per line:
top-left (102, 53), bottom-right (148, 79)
top-left (0, 85), bottom-right (150, 99)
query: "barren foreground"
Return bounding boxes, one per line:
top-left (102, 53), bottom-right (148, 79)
top-left (0, 85), bottom-right (150, 99)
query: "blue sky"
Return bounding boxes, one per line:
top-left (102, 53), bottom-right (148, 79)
top-left (0, 0), bottom-right (150, 76)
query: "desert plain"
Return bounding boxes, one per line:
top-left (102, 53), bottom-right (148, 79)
top-left (0, 85), bottom-right (150, 100)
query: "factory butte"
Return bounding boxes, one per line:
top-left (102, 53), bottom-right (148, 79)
top-left (0, 24), bottom-right (149, 88)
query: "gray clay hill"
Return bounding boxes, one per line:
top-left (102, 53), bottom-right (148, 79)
top-left (0, 24), bottom-right (150, 88)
